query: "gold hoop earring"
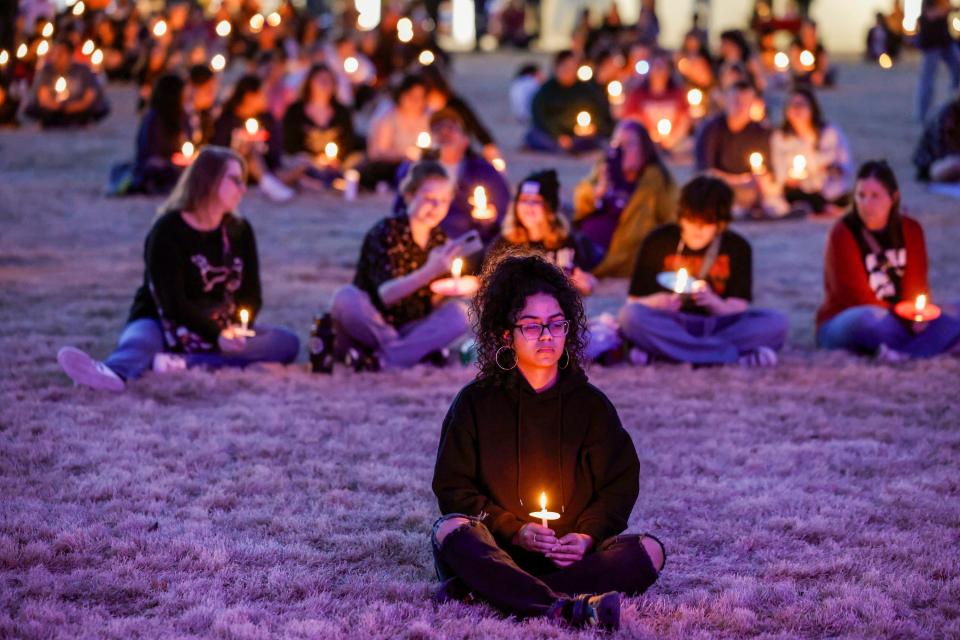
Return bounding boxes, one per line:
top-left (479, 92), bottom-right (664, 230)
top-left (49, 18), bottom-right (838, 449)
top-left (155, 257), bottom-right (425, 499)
top-left (559, 349), bottom-right (571, 370)
top-left (495, 346), bottom-right (517, 371)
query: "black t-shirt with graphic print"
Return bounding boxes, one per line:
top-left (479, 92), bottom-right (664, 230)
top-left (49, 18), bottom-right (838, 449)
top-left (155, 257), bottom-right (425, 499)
top-left (128, 211), bottom-right (262, 352)
top-left (842, 212), bottom-right (905, 304)
top-left (628, 224), bottom-right (752, 313)
top-left (353, 213), bottom-right (448, 328)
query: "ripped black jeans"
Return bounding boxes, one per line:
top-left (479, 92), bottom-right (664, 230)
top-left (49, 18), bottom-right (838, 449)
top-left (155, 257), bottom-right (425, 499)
top-left (430, 513), bottom-right (664, 618)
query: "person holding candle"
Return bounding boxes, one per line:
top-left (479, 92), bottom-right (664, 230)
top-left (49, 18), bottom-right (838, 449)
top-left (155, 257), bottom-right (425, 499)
top-left (621, 50), bottom-right (691, 153)
top-left (24, 39), bottom-right (109, 128)
top-left (573, 120), bottom-right (677, 278)
top-left (327, 161), bottom-right (471, 370)
top-left (57, 146), bottom-right (300, 392)
top-left (770, 87), bottom-right (854, 217)
top-left (817, 160), bottom-right (960, 360)
top-left (788, 19), bottom-right (835, 88)
top-left (128, 73), bottom-right (190, 195)
top-left (185, 64), bottom-right (219, 147)
top-left (395, 108), bottom-right (509, 248)
top-left (524, 50), bottom-right (613, 154)
top-left (490, 170), bottom-right (599, 296)
top-left (431, 254), bottom-right (665, 630)
top-left (612, 175), bottom-right (789, 367)
top-left (695, 80), bottom-right (787, 219)
top-left (361, 73), bottom-right (431, 190)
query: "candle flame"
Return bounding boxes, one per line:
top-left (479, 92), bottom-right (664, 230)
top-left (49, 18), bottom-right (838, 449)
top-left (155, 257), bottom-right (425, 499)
top-left (397, 17), bottom-right (414, 42)
top-left (879, 53), bottom-right (893, 69)
top-left (37, 40), bottom-right (49, 56)
top-left (239, 308), bottom-right (249, 325)
top-left (473, 185), bottom-right (487, 210)
top-left (41, 22), bottom-right (54, 38)
top-left (792, 155), bottom-right (807, 173)
top-left (540, 491), bottom-right (547, 511)
top-left (687, 88), bottom-right (703, 106)
top-left (216, 20), bottom-right (231, 37)
top-left (749, 100), bottom-right (766, 122)
top-left (72, 1), bottom-right (84, 15)
top-left (635, 59), bottom-right (649, 75)
top-left (55, 76), bottom-right (67, 93)
top-left (17, 44), bottom-right (27, 59)
top-left (249, 14), bottom-right (264, 32)
top-left (418, 50), bottom-right (435, 65)
top-left (607, 80), bottom-right (623, 98)
top-left (181, 141), bottom-right (194, 157)
top-left (416, 131), bottom-right (431, 149)
top-left (576, 111), bottom-right (591, 128)
top-left (916, 294), bottom-right (927, 312)
top-left (799, 50), bottom-right (815, 69)
top-left (211, 53), bottom-right (226, 71)
top-left (266, 12), bottom-right (282, 27)
top-left (774, 51), bottom-right (789, 70)
top-left (324, 142), bottom-right (338, 159)
top-left (153, 19), bottom-right (167, 38)
top-left (451, 257), bottom-right (463, 279)
top-left (577, 65), bottom-right (593, 82)
top-left (245, 118), bottom-right (259, 135)
top-left (0, 50), bottom-right (8, 65)
top-left (492, 157), bottom-right (506, 172)
top-left (82, 39), bottom-right (94, 56)
top-left (91, 48), bottom-right (103, 66)
top-left (344, 56), bottom-right (359, 74)
top-left (750, 152), bottom-right (763, 170)
top-left (674, 268), bottom-right (689, 294)
top-left (657, 118), bottom-right (672, 137)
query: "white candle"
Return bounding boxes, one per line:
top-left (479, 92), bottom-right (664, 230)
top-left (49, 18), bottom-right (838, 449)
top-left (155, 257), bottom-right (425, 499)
top-left (451, 257), bottom-right (463, 288)
top-left (750, 152), bottom-right (764, 174)
top-left (210, 54), bottom-right (226, 72)
top-left (471, 185), bottom-right (494, 220)
top-left (344, 56), bottom-right (359, 74)
top-left (239, 308), bottom-right (250, 333)
top-left (245, 118), bottom-right (259, 135)
top-left (416, 131), bottom-right (431, 150)
top-left (915, 294), bottom-right (927, 322)
top-left (774, 51), bottom-right (789, 71)
top-left (657, 118), bottom-right (672, 138)
top-left (153, 19), bottom-right (167, 38)
top-left (789, 154), bottom-right (808, 181)
top-left (674, 268), bottom-right (689, 294)
top-left (324, 141), bottom-right (338, 161)
top-left (529, 491), bottom-right (561, 528)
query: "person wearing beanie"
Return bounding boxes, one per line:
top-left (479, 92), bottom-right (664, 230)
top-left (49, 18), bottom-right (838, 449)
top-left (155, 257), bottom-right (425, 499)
top-left (489, 170), bottom-right (600, 296)
top-left (609, 175), bottom-right (789, 367)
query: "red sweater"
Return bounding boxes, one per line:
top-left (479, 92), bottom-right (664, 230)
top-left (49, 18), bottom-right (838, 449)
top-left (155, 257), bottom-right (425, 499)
top-left (816, 214), bottom-right (928, 329)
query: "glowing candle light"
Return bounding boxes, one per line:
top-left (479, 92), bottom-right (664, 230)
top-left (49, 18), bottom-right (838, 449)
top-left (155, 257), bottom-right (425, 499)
top-left (266, 12), bottom-right (281, 27)
top-left (210, 53), bottom-right (226, 71)
top-left (789, 154), bottom-right (808, 180)
top-left (749, 100), bottom-right (766, 122)
top-left (41, 22), bottom-right (54, 38)
top-left (492, 157), bottom-right (506, 172)
top-left (72, 1), bottom-right (85, 16)
top-left (607, 80), bottom-right (623, 99)
top-left (343, 56), bottom-right (359, 74)
top-left (577, 64), bottom-right (593, 82)
top-left (529, 492), bottom-right (561, 528)
top-left (634, 59), bottom-right (649, 75)
top-left (799, 50), bottom-right (815, 69)
top-left (879, 53), bottom-right (893, 69)
top-left (451, 257), bottom-right (463, 284)
top-left (216, 20), bottom-right (231, 37)
top-left (153, 19), bottom-right (167, 38)
top-left (182, 141), bottom-right (195, 157)
top-left (418, 49), bottom-right (435, 66)
top-left (471, 185), bottom-right (495, 220)
top-left (657, 118), bottom-right (672, 138)
top-left (397, 17), bottom-right (413, 42)
top-left (687, 88), bottom-right (703, 106)
top-left (674, 268), bottom-right (689, 294)
top-left (245, 118), bottom-right (259, 135)
top-left (324, 141), bottom-right (338, 161)
top-left (91, 48), bottom-right (103, 66)
top-left (239, 308), bottom-right (249, 332)
top-left (356, 0), bottom-right (381, 30)
top-left (903, 0), bottom-right (921, 33)
top-left (750, 152), bottom-right (764, 174)
top-left (249, 14), bottom-right (264, 32)
top-left (774, 51), bottom-right (789, 71)
top-left (82, 39), bottom-right (95, 56)
top-left (0, 50), bottom-right (8, 66)
top-left (37, 40), bottom-right (50, 56)
top-left (416, 131), bottom-right (431, 149)
top-left (574, 110), bottom-right (594, 136)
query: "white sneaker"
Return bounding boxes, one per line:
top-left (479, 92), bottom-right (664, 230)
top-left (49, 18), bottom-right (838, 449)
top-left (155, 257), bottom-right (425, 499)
top-left (739, 346), bottom-right (778, 368)
top-left (57, 346), bottom-right (125, 392)
top-left (876, 343), bottom-right (909, 363)
top-left (153, 353), bottom-right (188, 373)
top-left (258, 173), bottom-right (295, 202)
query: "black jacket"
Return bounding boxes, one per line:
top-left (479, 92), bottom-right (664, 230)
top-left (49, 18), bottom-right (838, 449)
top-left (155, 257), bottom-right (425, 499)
top-left (432, 369), bottom-right (640, 545)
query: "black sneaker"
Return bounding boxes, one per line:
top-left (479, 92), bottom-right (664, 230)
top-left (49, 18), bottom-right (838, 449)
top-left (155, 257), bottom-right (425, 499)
top-left (308, 313), bottom-right (336, 374)
top-left (553, 592), bottom-right (621, 631)
top-left (420, 348), bottom-right (451, 368)
top-left (431, 577), bottom-right (475, 605)
top-left (344, 346), bottom-right (382, 372)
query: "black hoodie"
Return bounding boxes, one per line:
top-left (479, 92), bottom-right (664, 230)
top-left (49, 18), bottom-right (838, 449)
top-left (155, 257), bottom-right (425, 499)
top-left (432, 369), bottom-right (640, 545)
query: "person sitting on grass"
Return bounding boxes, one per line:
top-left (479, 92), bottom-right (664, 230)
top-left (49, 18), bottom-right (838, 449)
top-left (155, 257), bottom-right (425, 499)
top-left (25, 39), bottom-right (110, 128)
top-left (130, 73), bottom-right (191, 195)
top-left (614, 175), bottom-right (789, 367)
top-left (57, 147), bottom-right (300, 392)
top-left (524, 50), bottom-right (613, 154)
top-left (431, 253), bottom-right (665, 632)
top-left (913, 92), bottom-right (960, 183)
top-left (621, 50), bottom-right (692, 154)
top-left (573, 120), bottom-right (677, 278)
top-left (817, 160), bottom-right (960, 361)
top-left (326, 161), bottom-right (472, 371)
top-left (361, 73), bottom-right (432, 191)
top-left (770, 87), bottom-right (853, 217)
top-left (490, 170), bottom-right (599, 296)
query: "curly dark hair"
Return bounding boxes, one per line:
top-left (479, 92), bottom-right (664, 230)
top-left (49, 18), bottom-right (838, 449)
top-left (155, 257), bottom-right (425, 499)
top-left (472, 251), bottom-right (587, 385)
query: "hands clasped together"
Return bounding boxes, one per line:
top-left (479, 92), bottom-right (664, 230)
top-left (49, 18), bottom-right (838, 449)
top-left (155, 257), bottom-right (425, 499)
top-left (513, 523), bottom-right (594, 568)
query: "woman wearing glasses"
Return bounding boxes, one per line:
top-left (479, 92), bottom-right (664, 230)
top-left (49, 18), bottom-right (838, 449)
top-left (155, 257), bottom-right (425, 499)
top-left (57, 147), bottom-right (300, 392)
top-left (430, 254), bottom-right (665, 631)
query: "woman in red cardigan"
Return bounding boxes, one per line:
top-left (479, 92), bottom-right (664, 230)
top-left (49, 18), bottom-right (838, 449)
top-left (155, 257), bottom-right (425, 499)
top-left (817, 160), bottom-right (960, 360)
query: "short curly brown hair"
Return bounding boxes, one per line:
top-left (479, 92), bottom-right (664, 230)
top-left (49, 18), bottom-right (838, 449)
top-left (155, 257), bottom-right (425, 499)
top-left (472, 250), bottom-right (587, 384)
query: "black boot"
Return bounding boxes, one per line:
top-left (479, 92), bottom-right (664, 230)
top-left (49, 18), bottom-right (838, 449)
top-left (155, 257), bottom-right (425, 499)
top-left (344, 345), bottom-right (382, 372)
top-left (309, 313), bottom-right (336, 374)
top-left (550, 592), bottom-right (621, 631)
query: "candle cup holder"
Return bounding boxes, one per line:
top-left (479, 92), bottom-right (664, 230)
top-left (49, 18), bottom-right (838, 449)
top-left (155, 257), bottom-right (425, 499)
top-left (894, 300), bottom-right (941, 323)
top-left (657, 271), bottom-right (705, 296)
top-left (430, 275), bottom-right (480, 298)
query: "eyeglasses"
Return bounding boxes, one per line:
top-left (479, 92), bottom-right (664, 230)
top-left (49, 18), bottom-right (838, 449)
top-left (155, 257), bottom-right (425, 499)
top-left (514, 319), bottom-right (569, 341)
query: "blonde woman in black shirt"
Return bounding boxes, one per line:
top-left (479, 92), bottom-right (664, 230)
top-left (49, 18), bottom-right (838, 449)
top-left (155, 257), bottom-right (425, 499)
top-left (57, 146), bottom-right (299, 392)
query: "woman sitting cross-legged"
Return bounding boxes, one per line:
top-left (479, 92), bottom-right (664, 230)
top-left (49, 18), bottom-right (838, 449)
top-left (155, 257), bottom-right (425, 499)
top-left (57, 147), bottom-right (300, 392)
top-left (327, 161), bottom-right (472, 371)
top-left (616, 175), bottom-right (789, 367)
top-left (431, 254), bottom-right (665, 631)
top-left (817, 160), bottom-right (960, 360)
top-left (129, 73), bottom-right (191, 195)
top-left (490, 169), bottom-right (600, 296)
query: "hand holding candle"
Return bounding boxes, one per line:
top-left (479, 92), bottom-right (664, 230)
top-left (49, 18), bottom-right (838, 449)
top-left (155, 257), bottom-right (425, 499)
top-left (749, 152), bottom-right (765, 175)
top-left (173, 141), bottom-right (195, 166)
top-left (574, 111), bottom-right (595, 137)
top-left (236, 308), bottom-right (256, 337)
top-left (788, 154), bottom-right (808, 181)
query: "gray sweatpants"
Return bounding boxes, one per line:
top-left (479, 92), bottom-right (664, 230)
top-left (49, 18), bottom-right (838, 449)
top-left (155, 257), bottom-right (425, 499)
top-left (330, 285), bottom-right (471, 368)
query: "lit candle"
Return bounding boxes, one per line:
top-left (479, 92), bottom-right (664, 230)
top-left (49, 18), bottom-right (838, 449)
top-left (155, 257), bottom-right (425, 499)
top-left (239, 308), bottom-right (250, 333)
top-left (397, 17), bottom-right (413, 42)
top-left (451, 257), bottom-right (463, 287)
top-left (182, 141), bottom-right (195, 157)
top-left (576, 64), bottom-right (593, 82)
top-left (914, 294), bottom-right (927, 322)
top-left (634, 59), bottom-right (649, 75)
top-left (574, 110), bottom-right (593, 137)
top-left (656, 118), bottom-right (672, 138)
top-left (471, 185), bottom-right (495, 220)
top-left (266, 12), bottom-right (282, 27)
top-left (54, 76), bottom-right (68, 102)
top-left (607, 80), bottom-right (624, 105)
top-left (82, 39), bottom-right (95, 56)
top-left (37, 40), bottom-right (50, 57)
top-left (492, 157), bottom-right (506, 172)
top-left (418, 50), bottom-right (435, 66)
top-left (153, 19), bottom-right (167, 38)
top-left (687, 88), bottom-right (703, 107)
top-left (879, 53), bottom-right (893, 69)
top-left (16, 43), bottom-right (28, 59)
top-left (216, 20), bottom-right (232, 37)
top-left (895, 293), bottom-right (941, 323)
top-left (91, 48), bottom-right (104, 67)
top-left (749, 152), bottom-right (765, 175)
top-left (529, 491), bottom-right (561, 528)
top-left (72, 1), bottom-right (84, 16)
top-left (0, 50), bottom-right (8, 66)
top-left (41, 22), bottom-right (54, 38)
top-left (324, 141), bottom-right (338, 161)
top-left (774, 51), bottom-right (789, 71)
top-left (416, 131), bottom-right (431, 150)
top-left (249, 14), bottom-right (264, 32)
top-left (210, 53), bottom-right (226, 72)
top-left (344, 56), bottom-right (359, 74)
top-left (749, 100), bottom-right (766, 123)
top-left (799, 50), bottom-right (816, 70)
top-left (789, 154), bottom-right (808, 181)
top-left (245, 118), bottom-right (259, 135)
top-left (674, 268), bottom-right (689, 294)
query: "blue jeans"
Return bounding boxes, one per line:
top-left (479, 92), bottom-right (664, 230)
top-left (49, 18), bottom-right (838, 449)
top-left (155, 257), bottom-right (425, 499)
top-left (917, 44), bottom-right (960, 121)
top-left (618, 304), bottom-right (789, 365)
top-left (523, 127), bottom-right (603, 154)
top-left (817, 304), bottom-right (960, 358)
top-left (103, 318), bottom-right (300, 380)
